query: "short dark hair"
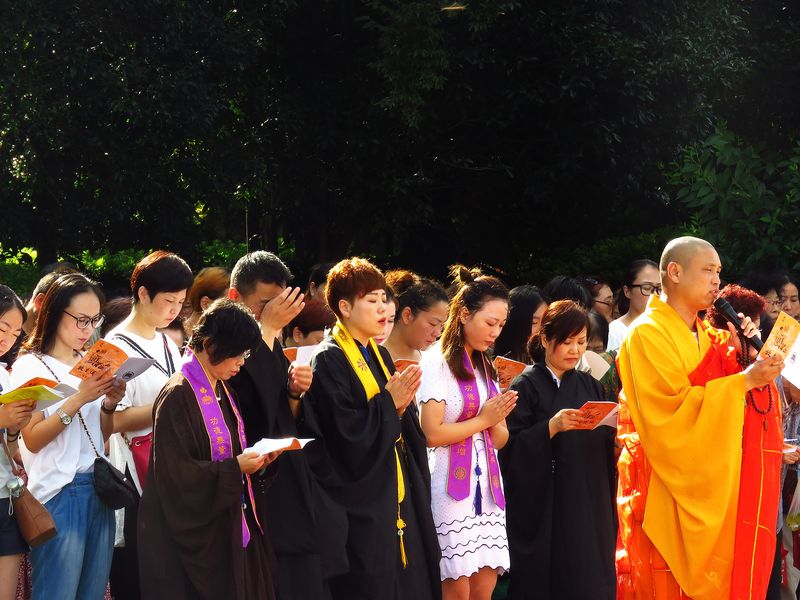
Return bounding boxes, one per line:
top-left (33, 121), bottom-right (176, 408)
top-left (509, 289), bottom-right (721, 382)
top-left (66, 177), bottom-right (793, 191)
top-left (0, 285), bottom-right (27, 324)
top-left (539, 300), bottom-right (589, 347)
top-left (308, 262), bottom-right (336, 288)
top-left (230, 251), bottom-right (293, 296)
top-left (188, 299), bottom-right (261, 365)
top-left (542, 276), bottom-right (593, 309)
top-left (24, 273), bottom-right (105, 355)
top-left (130, 251), bottom-right (193, 304)
top-left (288, 300), bottom-right (336, 336)
top-left (101, 296), bottom-right (133, 336)
top-left (325, 258), bottom-right (385, 318)
top-left (30, 267), bottom-right (76, 301)
top-left (587, 309), bottom-right (609, 348)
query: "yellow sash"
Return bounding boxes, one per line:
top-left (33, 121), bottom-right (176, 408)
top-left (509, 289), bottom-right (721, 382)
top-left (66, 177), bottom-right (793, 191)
top-left (330, 319), bottom-right (408, 567)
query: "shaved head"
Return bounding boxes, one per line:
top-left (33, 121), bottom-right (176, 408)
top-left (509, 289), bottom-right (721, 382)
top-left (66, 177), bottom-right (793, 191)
top-left (660, 236), bottom-right (715, 279)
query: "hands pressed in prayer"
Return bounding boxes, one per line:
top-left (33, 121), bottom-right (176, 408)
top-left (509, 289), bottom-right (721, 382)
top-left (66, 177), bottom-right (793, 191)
top-left (385, 364), bottom-right (422, 416)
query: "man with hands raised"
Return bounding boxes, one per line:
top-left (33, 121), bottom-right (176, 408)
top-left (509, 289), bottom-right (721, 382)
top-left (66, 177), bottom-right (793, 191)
top-left (225, 251), bottom-right (340, 600)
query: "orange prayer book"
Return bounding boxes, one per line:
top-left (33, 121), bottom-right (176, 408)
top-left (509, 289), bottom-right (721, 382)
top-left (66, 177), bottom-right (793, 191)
top-left (573, 401), bottom-right (619, 430)
top-left (69, 339), bottom-right (129, 380)
top-left (283, 347), bottom-right (298, 362)
top-left (394, 359), bottom-right (419, 373)
top-left (493, 356), bottom-right (527, 390)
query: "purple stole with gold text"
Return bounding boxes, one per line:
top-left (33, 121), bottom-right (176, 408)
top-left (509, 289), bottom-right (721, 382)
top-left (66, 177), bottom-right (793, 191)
top-left (182, 352), bottom-right (262, 547)
top-left (446, 351), bottom-right (506, 512)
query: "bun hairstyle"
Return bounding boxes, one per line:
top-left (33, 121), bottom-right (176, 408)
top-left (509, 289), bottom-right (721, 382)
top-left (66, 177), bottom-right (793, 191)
top-left (384, 269), bottom-right (448, 318)
top-left (440, 264), bottom-right (509, 381)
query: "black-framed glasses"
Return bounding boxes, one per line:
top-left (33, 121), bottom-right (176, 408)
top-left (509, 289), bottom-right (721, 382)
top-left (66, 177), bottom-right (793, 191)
top-left (630, 283), bottom-right (662, 296)
top-left (594, 298), bottom-right (613, 307)
top-left (63, 310), bottom-right (105, 330)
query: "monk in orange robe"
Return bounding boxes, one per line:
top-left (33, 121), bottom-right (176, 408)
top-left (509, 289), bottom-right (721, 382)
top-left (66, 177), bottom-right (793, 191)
top-left (615, 236), bottom-right (784, 600)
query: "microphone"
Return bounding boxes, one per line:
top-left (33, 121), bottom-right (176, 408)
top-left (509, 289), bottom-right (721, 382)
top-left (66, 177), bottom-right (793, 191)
top-left (713, 297), bottom-right (764, 351)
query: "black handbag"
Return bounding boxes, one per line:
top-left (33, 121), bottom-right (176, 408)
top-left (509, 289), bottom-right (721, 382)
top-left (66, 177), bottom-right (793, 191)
top-left (77, 413), bottom-right (138, 509)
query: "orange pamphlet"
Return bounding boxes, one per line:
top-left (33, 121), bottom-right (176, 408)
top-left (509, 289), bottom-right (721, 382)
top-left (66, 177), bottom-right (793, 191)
top-left (394, 359), bottom-right (419, 373)
top-left (574, 401), bottom-right (619, 430)
top-left (283, 347), bottom-right (298, 362)
top-left (493, 356), bottom-right (528, 390)
top-left (69, 340), bottom-right (130, 380)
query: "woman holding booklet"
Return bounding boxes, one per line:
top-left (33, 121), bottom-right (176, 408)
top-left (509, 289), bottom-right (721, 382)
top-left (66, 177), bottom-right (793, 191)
top-left (0, 285), bottom-right (36, 600)
top-left (498, 300), bottom-right (616, 600)
top-left (137, 299), bottom-right (280, 600)
top-left (381, 269), bottom-right (449, 367)
top-left (10, 273), bottom-right (126, 600)
top-left (417, 265), bottom-right (514, 600)
top-left (104, 250), bottom-right (193, 600)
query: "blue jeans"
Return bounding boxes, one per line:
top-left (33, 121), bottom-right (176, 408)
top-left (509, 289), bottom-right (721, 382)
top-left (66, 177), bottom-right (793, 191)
top-left (31, 472), bottom-right (114, 600)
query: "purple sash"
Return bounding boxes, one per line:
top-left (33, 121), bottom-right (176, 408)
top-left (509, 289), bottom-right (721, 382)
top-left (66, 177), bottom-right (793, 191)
top-left (446, 351), bottom-right (506, 510)
top-left (181, 352), bottom-right (262, 547)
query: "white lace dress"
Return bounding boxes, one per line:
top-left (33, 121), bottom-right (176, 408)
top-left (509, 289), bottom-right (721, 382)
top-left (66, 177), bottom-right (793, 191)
top-left (417, 345), bottom-right (510, 580)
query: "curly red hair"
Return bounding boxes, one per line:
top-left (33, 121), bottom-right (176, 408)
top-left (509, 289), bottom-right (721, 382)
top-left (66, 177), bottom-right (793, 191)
top-left (706, 283), bottom-right (766, 328)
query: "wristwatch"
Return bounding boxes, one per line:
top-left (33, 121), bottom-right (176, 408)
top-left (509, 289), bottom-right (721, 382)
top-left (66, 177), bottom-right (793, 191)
top-left (56, 408), bottom-right (72, 426)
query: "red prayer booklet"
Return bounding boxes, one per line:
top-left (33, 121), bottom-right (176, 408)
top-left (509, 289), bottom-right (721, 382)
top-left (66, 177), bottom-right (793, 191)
top-left (69, 339), bottom-right (155, 382)
top-left (394, 359), bottom-right (419, 373)
top-left (574, 401), bottom-right (619, 430)
top-left (493, 356), bottom-right (528, 391)
top-left (283, 347), bottom-right (298, 362)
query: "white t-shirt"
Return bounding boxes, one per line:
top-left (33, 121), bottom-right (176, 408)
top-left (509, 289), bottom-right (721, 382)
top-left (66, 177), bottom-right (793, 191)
top-left (105, 327), bottom-right (182, 492)
top-left (10, 353), bottom-right (106, 504)
top-left (606, 318), bottom-right (630, 352)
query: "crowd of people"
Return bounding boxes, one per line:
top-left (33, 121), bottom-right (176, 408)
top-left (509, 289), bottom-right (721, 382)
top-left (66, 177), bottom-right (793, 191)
top-left (0, 237), bottom-right (797, 599)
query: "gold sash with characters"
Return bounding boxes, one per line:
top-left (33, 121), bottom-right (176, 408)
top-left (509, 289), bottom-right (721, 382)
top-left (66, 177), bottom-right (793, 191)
top-left (330, 319), bottom-right (408, 568)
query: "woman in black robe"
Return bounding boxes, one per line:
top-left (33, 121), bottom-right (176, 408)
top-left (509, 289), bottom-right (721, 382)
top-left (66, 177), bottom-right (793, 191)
top-left (138, 299), bottom-right (280, 600)
top-left (300, 258), bottom-right (442, 600)
top-left (498, 300), bottom-right (616, 600)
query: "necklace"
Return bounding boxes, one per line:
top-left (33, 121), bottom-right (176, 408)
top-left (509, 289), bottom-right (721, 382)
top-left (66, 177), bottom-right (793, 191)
top-left (738, 332), bottom-right (773, 431)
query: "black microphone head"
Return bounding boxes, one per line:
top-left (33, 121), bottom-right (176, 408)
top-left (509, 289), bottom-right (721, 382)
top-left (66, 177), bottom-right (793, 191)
top-left (713, 297), bottom-right (739, 321)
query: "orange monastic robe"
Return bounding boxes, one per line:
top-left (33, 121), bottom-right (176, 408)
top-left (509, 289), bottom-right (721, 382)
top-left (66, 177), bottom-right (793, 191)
top-left (616, 295), bottom-right (781, 600)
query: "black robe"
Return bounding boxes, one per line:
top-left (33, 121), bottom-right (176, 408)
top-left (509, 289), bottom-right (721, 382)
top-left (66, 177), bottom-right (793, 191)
top-left (138, 374), bottom-right (277, 600)
top-left (227, 338), bottom-right (348, 600)
top-left (498, 363), bottom-right (616, 600)
top-left (301, 337), bottom-right (442, 600)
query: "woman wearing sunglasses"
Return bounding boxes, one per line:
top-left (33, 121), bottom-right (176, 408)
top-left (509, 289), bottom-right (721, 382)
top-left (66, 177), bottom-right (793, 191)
top-left (10, 273), bottom-right (126, 600)
top-left (606, 260), bottom-right (660, 352)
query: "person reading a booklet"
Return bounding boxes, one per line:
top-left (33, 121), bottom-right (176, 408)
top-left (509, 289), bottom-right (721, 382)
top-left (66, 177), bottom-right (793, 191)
top-left (11, 273), bottom-right (126, 600)
top-left (615, 236), bottom-right (783, 600)
top-left (498, 300), bottom-right (616, 600)
top-left (104, 250), bottom-right (193, 600)
top-left (137, 299), bottom-right (280, 600)
top-left (417, 265), bottom-right (514, 600)
top-left (226, 251), bottom-right (344, 600)
top-left (381, 269), bottom-right (449, 365)
top-left (0, 285), bottom-right (37, 599)
top-left (301, 258), bottom-right (442, 600)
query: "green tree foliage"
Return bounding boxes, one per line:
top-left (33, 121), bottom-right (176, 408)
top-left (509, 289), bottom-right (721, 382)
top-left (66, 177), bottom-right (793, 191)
top-left (0, 1), bottom-right (784, 284)
top-left (669, 125), bottom-right (800, 276)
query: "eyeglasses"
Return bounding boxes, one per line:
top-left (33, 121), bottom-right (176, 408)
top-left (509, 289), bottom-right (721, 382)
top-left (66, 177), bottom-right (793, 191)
top-left (63, 310), bottom-right (105, 330)
top-left (235, 350), bottom-right (251, 362)
top-left (594, 299), bottom-right (613, 307)
top-left (630, 283), bottom-right (662, 296)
